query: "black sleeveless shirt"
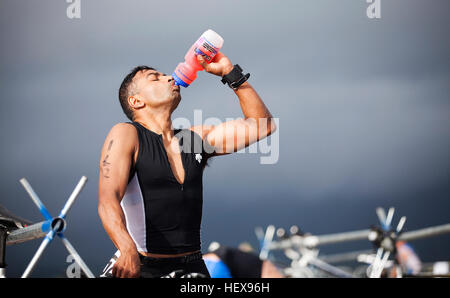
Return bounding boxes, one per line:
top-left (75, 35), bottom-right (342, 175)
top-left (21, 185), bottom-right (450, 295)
top-left (120, 121), bottom-right (213, 254)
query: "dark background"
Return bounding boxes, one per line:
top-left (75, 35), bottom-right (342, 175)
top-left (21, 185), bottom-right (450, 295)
top-left (0, 0), bottom-right (449, 277)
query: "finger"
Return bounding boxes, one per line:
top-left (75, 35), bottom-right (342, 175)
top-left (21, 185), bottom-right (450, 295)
top-left (127, 269), bottom-right (137, 278)
top-left (118, 268), bottom-right (125, 278)
top-left (120, 269), bottom-right (128, 278)
top-left (133, 268), bottom-right (141, 278)
top-left (196, 55), bottom-right (209, 70)
top-left (129, 269), bottom-right (137, 278)
top-left (211, 52), bottom-right (225, 63)
top-left (115, 267), bottom-right (122, 278)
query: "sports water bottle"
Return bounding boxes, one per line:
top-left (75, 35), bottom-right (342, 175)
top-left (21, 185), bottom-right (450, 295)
top-left (172, 29), bottom-right (224, 87)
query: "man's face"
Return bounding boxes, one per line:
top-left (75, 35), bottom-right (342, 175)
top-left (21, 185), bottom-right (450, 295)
top-left (132, 69), bottom-right (181, 111)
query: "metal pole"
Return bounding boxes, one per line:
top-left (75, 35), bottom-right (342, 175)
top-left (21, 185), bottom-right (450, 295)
top-left (6, 220), bottom-right (51, 246)
top-left (21, 221), bottom-right (61, 278)
top-left (399, 224), bottom-right (450, 242)
top-left (269, 223), bottom-right (450, 251)
top-left (308, 258), bottom-right (354, 278)
top-left (269, 229), bottom-right (372, 250)
top-left (58, 176), bottom-right (88, 219)
top-left (59, 234), bottom-right (95, 278)
top-left (19, 176), bottom-right (93, 278)
top-left (305, 229), bottom-right (372, 247)
top-left (19, 178), bottom-right (52, 220)
top-left (259, 225), bottom-right (275, 260)
top-left (320, 249), bottom-right (373, 264)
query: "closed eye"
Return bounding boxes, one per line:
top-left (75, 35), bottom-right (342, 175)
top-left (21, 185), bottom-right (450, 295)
top-left (146, 71), bottom-right (167, 81)
top-left (147, 74), bottom-right (158, 81)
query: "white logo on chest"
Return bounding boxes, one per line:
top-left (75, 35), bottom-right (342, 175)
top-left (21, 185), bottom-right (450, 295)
top-left (195, 153), bottom-right (202, 163)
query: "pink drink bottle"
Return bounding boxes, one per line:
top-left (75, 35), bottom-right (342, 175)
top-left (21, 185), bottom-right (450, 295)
top-left (172, 29), bottom-right (224, 87)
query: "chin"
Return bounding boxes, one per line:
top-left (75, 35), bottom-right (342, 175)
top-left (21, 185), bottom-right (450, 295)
top-left (174, 92), bottom-right (181, 103)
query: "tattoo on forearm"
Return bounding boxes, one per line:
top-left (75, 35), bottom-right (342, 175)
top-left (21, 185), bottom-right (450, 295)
top-left (102, 140), bottom-right (114, 178)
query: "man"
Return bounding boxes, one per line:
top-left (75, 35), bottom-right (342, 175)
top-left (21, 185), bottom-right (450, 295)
top-left (98, 52), bottom-right (276, 278)
top-left (203, 242), bottom-right (284, 278)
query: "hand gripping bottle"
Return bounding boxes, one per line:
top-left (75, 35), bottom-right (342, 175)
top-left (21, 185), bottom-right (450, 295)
top-left (172, 29), bottom-right (224, 87)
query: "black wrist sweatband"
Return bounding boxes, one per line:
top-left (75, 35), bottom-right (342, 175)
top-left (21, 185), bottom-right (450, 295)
top-left (221, 64), bottom-right (250, 90)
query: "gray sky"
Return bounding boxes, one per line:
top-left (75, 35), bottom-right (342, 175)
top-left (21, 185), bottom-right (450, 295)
top-left (0, 0), bottom-right (449, 277)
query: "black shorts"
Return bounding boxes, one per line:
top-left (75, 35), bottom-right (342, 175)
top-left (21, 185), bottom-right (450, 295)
top-left (100, 251), bottom-right (211, 278)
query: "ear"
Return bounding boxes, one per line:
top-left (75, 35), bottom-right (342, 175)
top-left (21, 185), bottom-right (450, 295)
top-left (128, 95), bottom-right (145, 110)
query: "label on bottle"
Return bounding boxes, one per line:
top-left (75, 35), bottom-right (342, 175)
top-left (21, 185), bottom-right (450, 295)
top-left (194, 37), bottom-right (219, 62)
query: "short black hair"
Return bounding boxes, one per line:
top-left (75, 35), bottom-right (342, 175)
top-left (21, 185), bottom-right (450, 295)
top-left (118, 65), bottom-right (156, 121)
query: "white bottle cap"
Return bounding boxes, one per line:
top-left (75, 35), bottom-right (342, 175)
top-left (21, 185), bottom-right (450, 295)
top-left (202, 29), bottom-right (224, 49)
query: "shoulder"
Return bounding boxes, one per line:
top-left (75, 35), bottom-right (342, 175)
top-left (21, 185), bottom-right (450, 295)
top-left (108, 122), bottom-right (138, 139)
top-left (103, 122), bottom-right (138, 152)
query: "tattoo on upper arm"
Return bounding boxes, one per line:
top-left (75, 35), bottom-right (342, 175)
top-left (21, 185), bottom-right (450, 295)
top-left (102, 140), bottom-right (114, 178)
top-left (107, 140), bottom-right (114, 151)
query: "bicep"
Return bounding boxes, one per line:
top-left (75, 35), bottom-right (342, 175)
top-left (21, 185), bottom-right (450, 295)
top-left (203, 118), bottom-right (267, 155)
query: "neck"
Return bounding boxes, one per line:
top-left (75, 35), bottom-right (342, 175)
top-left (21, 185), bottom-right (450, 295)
top-left (133, 108), bottom-right (174, 138)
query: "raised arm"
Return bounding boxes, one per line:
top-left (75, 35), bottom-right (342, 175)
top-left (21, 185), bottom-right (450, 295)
top-left (98, 123), bottom-right (140, 278)
top-left (193, 53), bottom-right (277, 156)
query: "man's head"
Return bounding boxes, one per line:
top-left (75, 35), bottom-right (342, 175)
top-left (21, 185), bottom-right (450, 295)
top-left (118, 65), bottom-right (181, 120)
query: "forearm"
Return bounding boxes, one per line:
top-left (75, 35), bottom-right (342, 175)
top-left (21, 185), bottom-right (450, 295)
top-left (234, 82), bottom-right (272, 119)
top-left (197, 53), bottom-right (273, 120)
top-left (196, 53), bottom-right (277, 145)
top-left (98, 196), bottom-right (137, 254)
top-left (233, 81), bottom-right (276, 137)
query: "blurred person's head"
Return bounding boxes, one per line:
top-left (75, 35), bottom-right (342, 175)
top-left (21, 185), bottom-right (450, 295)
top-left (238, 242), bottom-right (256, 253)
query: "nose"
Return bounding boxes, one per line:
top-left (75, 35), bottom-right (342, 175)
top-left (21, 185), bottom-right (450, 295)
top-left (164, 74), bottom-right (173, 82)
